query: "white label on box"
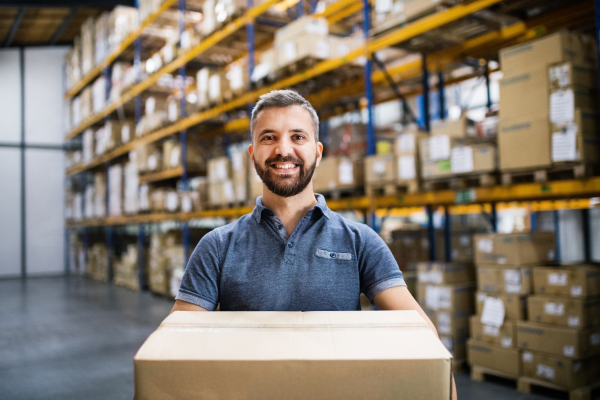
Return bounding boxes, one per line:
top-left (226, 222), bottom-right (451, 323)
top-left (425, 286), bottom-right (450, 310)
top-left (523, 352), bottom-right (533, 362)
top-left (418, 270), bottom-right (442, 284)
top-left (251, 62), bottom-right (270, 82)
top-left (147, 155), bottom-right (158, 171)
top-left (504, 269), bottom-right (522, 293)
top-left (283, 41), bottom-right (296, 61)
top-left (480, 297), bottom-right (505, 328)
top-left (537, 364), bottom-right (555, 380)
top-left (121, 124), bottom-right (130, 143)
top-left (451, 146), bottom-right (474, 174)
top-left (163, 43), bottom-right (173, 63)
top-left (208, 75), bottom-right (221, 100)
top-left (373, 160), bottom-right (386, 175)
top-left (392, 0), bottom-right (404, 13)
top-left (548, 272), bottom-right (567, 286)
top-left (375, 0), bottom-right (392, 13)
top-left (170, 147), bottom-right (180, 167)
top-left (563, 345), bottom-right (575, 357)
top-left (477, 239), bottom-right (493, 253)
top-left (550, 64), bottom-right (570, 88)
top-left (168, 101), bottom-right (178, 122)
top-left (232, 152), bottom-right (243, 171)
top-left (180, 31), bottom-right (191, 49)
top-left (552, 126), bottom-right (577, 162)
top-left (429, 135), bottom-right (450, 161)
top-left (590, 333), bottom-right (600, 346)
top-left (571, 286), bottom-right (583, 297)
top-left (181, 194), bottom-right (192, 212)
top-left (437, 312), bottom-right (451, 335)
top-left (460, 235), bottom-right (470, 246)
top-left (146, 97), bottom-right (156, 114)
top-left (483, 324), bottom-right (499, 337)
top-left (216, 160), bottom-right (227, 180)
top-left (398, 155), bottom-right (416, 180)
top-left (550, 89), bottom-right (575, 124)
top-left (544, 302), bottom-right (565, 316)
top-left (338, 160), bottom-right (354, 185)
top-left (498, 257), bottom-right (507, 265)
top-left (440, 337), bottom-right (453, 352)
top-left (316, 40), bottom-right (329, 59)
top-left (501, 337), bottom-right (512, 348)
top-left (166, 192), bottom-right (178, 211)
top-left (223, 181), bottom-right (234, 202)
top-left (568, 316), bottom-right (580, 327)
top-left (228, 65), bottom-right (243, 90)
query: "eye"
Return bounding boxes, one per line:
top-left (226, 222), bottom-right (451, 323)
top-left (261, 135), bottom-right (275, 141)
top-left (293, 134), bottom-right (305, 140)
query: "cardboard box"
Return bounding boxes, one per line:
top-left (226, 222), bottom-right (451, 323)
top-left (421, 160), bottom-right (452, 179)
top-left (430, 116), bottom-right (475, 138)
top-left (470, 316), bottom-right (517, 348)
top-left (517, 321), bottom-right (600, 358)
top-left (521, 350), bottom-right (594, 389)
top-left (474, 232), bottom-right (555, 266)
top-left (207, 157), bottom-right (231, 183)
top-left (533, 264), bottom-right (600, 297)
top-left (134, 311), bottom-right (453, 400)
top-left (417, 282), bottom-right (475, 313)
top-left (476, 265), bottom-right (533, 295)
top-left (467, 340), bottom-right (520, 377)
top-left (248, 159), bottom-right (263, 201)
top-left (499, 66), bottom-right (549, 119)
top-left (424, 309), bottom-right (470, 337)
top-left (365, 154), bottom-right (396, 184)
top-left (549, 61), bottom-right (598, 90)
top-left (498, 113), bottom-right (552, 170)
top-left (416, 262), bottom-right (474, 285)
top-left (313, 156), bottom-right (364, 192)
top-left (551, 108), bottom-right (600, 164)
top-left (440, 335), bottom-right (467, 360)
top-left (476, 292), bottom-right (527, 321)
top-left (527, 295), bottom-right (600, 328)
top-left (451, 143), bottom-right (497, 175)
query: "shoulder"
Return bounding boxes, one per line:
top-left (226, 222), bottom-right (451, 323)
top-left (209, 213), bottom-right (255, 242)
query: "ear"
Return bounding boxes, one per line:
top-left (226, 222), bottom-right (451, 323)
top-left (248, 143), bottom-right (254, 163)
top-left (315, 141), bottom-right (324, 168)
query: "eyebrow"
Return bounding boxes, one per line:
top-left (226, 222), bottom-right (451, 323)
top-left (257, 128), bottom-right (309, 138)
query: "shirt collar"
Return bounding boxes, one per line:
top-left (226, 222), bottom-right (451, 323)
top-left (252, 194), bottom-right (331, 224)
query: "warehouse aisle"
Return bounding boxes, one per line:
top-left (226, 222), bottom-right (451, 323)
top-left (0, 277), bottom-right (562, 400)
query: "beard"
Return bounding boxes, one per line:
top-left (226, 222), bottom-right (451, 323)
top-left (254, 153), bottom-right (318, 198)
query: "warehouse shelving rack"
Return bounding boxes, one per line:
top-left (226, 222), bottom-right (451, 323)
top-left (64, 0), bottom-right (600, 291)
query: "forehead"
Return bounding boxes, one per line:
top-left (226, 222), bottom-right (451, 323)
top-left (254, 105), bottom-right (315, 135)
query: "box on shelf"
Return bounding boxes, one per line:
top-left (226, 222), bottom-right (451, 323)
top-left (123, 160), bottom-right (139, 214)
top-left (275, 16), bottom-right (329, 68)
top-left (527, 295), bottom-right (600, 328)
top-left (476, 292), bottom-right (527, 321)
top-left (450, 143), bottom-right (497, 175)
top-left (81, 16), bottom-right (95, 75)
top-left (108, 6), bottom-right (139, 53)
top-left (416, 262), bottom-right (474, 285)
top-left (516, 321), bottom-right (600, 359)
top-left (431, 116), bottom-right (476, 138)
top-left (499, 65), bottom-right (548, 120)
top-left (416, 282), bottom-right (475, 313)
top-left (94, 12), bottom-right (109, 66)
top-left (313, 156), bottom-right (364, 193)
top-left (467, 340), bottom-right (521, 377)
top-left (470, 316), bottom-right (517, 349)
top-left (365, 154), bottom-right (395, 185)
top-left (498, 113), bottom-right (552, 170)
top-left (93, 173), bottom-right (106, 217)
top-left (550, 107), bottom-right (600, 164)
top-left (532, 264), bottom-right (600, 297)
top-left (108, 164), bottom-right (123, 216)
top-left (135, 143), bottom-right (162, 173)
top-left (549, 61), bottom-right (598, 91)
top-left (476, 265), bottom-right (533, 295)
top-left (114, 244), bottom-right (143, 291)
top-left (424, 309), bottom-right (470, 337)
top-left (474, 232), bottom-right (555, 266)
top-left (134, 311), bottom-right (453, 399)
top-left (521, 350), bottom-right (596, 389)
top-left (207, 157), bottom-right (232, 183)
top-left (161, 140), bottom-right (205, 172)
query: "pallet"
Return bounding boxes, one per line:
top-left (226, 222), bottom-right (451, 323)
top-left (471, 365), bottom-right (519, 383)
top-left (518, 377), bottom-right (600, 400)
top-left (319, 186), bottom-right (364, 200)
top-left (366, 180), bottom-right (419, 197)
top-left (422, 172), bottom-right (497, 191)
top-left (501, 163), bottom-right (596, 186)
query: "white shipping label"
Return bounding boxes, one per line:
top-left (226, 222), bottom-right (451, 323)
top-left (316, 40), bottom-right (329, 59)
top-left (568, 316), bottom-right (580, 327)
top-left (121, 125), bottom-right (130, 143)
top-left (504, 269), bottom-right (522, 293)
top-left (477, 239), bottom-right (493, 253)
top-left (251, 62), bottom-right (270, 83)
top-left (483, 324), bottom-right (499, 337)
top-left (375, 0), bottom-right (392, 13)
top-left (163, 43), bottom-right (173, 63)
top-left (181, 195), bottom-right (192, 213)
top-left (398, 155), bottom-right (416, 180)
top-left (168, 101), bottom-right (178, 122)
top-left (146, 97), bottom-right (156, 114)
top-left (228, 65), bottom-right (243, 90)
top-left (437, 287), bottom-right (451, 309)
top-left (180, 31), bottom-right (191, 49)
top-left (373, 160), bottom-right (386, 175)
top-left (147, 155), bottom-right (158, 171)
top-left (550, 64), bottom-right (570, 88)
top-left (232, 152), bottom-right (243, 171)
top-left (283, 41), bottom-right (296, 61)
top-left (440, 337), bottom-right (453, 352)
top-left (223, 181), bottom-right (234, 201)
top-left (429, 135), bottom-right (451, 161)
top-left (338, 160), bottom-right (354, 185)
top-left (418, 270), bottom-right (442, 284)
top-left (170, 147), bottom-right (180, 167)
top-left (523, 352), bottom-right (533, 362)
top-left (537, 364), bottom-right (556, 380)
top-left (480, 297), bottom-right (505, 328)
top-left (571, 286), bottom-right (583, 297)
top-left (544, 302), bottom-right (565, 316)
top-left (501, 337), bottom-right (512, 348)
top-left (548, 272), bottom-right (568, 286)
top-left (425, 286), bottom-right (450, 310)
top-left (208, 75), bottom-right (221, 100)
top-left (552, 126), bottom-right (578, 162)
top-left (590, 333), bottom-right (600, 346)
top-left (563, 345), bottom-right (575, 357)
top-left (550, 89), bottom-right (575, 124)
top-left (451, 146), bottom-right (474, 174)
top-left (437, 312), bottom-right (451, 335)
top-left (166, 192), bottom-right (178, 211)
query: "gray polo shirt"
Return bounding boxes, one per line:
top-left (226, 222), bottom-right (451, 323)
top-left (176, 194), bottom-right (406, 311)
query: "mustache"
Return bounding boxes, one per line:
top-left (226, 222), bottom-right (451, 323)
top-left (264, 155), bottom-right (304, 167)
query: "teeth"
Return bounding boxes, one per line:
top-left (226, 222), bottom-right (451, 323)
top-left (273, 164), bottom-right (296, 169)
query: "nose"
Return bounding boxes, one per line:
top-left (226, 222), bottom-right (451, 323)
top-left (275, 136), bottom-right (294, 157)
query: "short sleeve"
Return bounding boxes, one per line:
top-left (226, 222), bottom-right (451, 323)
top-left (358, 226), bottom-right (406, 303)
top-left (176, 229), bottom-right (221, 310)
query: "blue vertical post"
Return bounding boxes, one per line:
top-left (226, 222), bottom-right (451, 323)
top-left (530, 210), bottom-right (537, 230)
top-left (553, 210), bottom-right (562, 263)
top-left (427, 205), bottom-right (436, 261)
top-left (485, 62), bottom-right (492, 111)
top-left (179, 0), bottom-right (191, 266)
top-left (421, 53), bottom-right (430, 132)
top-left (309, 0), bottom-right (317, 13)
top-left (438, 71), bottom-right (446, 121)
top-left (246, 0), bottom-right (255, 143)
top-left (296, 0), bottom-right (304, 17)
top-left (582, 208), bottom-right (591, 262)
top-left (490, 202), bottom-right (497, 232)
top-left (444, 206), bottom-right (451, 262)
top-left (363, 0), bottom-right (376, 230)
top-left (138, 224), bottom-right (146, 290)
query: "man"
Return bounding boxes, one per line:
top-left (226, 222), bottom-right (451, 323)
top-left (172, 90), bottom-right (456, 397)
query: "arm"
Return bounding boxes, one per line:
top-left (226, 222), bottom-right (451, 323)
top-left (374, 286), bottom-right (458, 400)
top-left (170, 299), bottom-right (208, 314)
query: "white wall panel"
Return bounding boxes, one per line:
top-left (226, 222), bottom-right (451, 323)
top-left (0, 148), bottom-right (22, 277)
top-left (24, 47), bottom-right (69, 145)
top-left (26, 149), bottom-right (64, 275)
top-left (0, 49), bottom-right (22, 143)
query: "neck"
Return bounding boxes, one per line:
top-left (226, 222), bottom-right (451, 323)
top-left (261, 184), bottom-right (318, 234)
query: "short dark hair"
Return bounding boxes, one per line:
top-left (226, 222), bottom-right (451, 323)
top-left (250, 90), bottom-right (319, 142)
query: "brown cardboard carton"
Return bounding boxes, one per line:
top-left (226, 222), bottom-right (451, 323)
top-left (498, 113), bottom-right (552, 170)
top-left (521, 350), bottom-right (594, 389)
top-left (417, 282), bottom-right (475, 313)
top-left (474, 232), bottom-right (555, 266)
top-left (527, 295), bottom-right (600, 328)
top-left (551, 108), bottom-right (600, 164)
top-left (516, 321), bottom-right (600, 358)
top-left (476, 265), bottom-right (533, 295)
top-left (365, 154), bottom-right (396, 184)
top-left (421, 159), bottom-right (452, 179)
top-left (207, 157), bottom-right (231, 183)
top-left (313, 156), bottom-right (364, 192)
top-left (248, 157), bottom-right (263, 201)
top-left (440, 335), bottom-right (467, 360)
top-left (430, 116), bottom-right (475, 138)
top-left (533, 264), bottom-right (600, 297)
top-left (416, 262), bottom-right (474, 285)
top-left (467, 340), bottom-right (521, 377)
top-left (549, 87), bottom-right (598, 124)
top-left (424, 308), bottom-right (471, 337)
top-left (470, 316), bottom-right (517, 348)
top-left (548, 61), bottom-right (598, 90)
top-left (476, 291), bottom-right (527, 321)
top-left (134, 311), bottom-right (453, 400)
top-left (499, 66), bottom-right (549, 119)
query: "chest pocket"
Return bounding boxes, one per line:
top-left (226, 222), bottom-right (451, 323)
top-left (315, 249), bottom-right (352, 261)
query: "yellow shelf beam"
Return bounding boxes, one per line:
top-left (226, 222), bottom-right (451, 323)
top-left (64, 0), bottom-right (178, 100)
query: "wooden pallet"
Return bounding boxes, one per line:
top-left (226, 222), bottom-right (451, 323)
top-left (518, 376), bottom-right (600, 400)
top-left (471, 365), bottom-right (519, 383)
top-left (366, 180), bottom-right (419, 196)
top-left (501, 163), bottom-right (596, 186)
top-left (422, 172), bottom-right (497, 191)
top-left (319, 186), bottom-right (364, 200)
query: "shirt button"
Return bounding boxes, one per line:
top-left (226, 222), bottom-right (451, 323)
top-left (330, 252), bottom-right (336, 259)
top-left (288, 242), bottom-right (293, 248)
top-left (277, 224), bottom-right (283, 230)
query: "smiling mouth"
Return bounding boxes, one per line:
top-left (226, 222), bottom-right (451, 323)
top-left (270, 163), bottom-right (299, 170)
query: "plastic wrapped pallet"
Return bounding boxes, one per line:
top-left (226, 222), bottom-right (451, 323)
top-left (81, 16), bottom-right (95, 75)
top-left (114, 244), bottom-right (143, 291)
top-left (108, 6), bottom-right (139, 53)
top-left (94, 12), bottom-right (110, 66)
top-left (94, 172), bottom-right (106, 218)
top-left (274, 16), bottom-right (329, 69)
top-left (108, 164), bottom-right (123, 216)
top-left (80, 87), bottom-right (93, 121)
top-left (123, 159), bottom-right (139, 214)
top-left (82, 129), bottom-right (94, 163)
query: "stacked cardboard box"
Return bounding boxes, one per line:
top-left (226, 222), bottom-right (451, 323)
top-left (230, 147), bottom-right (249, 203)
top-left (148, 232), bottom-right (184, 297)
top-left (313, 156), bottom-right (364, 194)
top-left (468, 232), bottom-right (556, 378)
top-left (114, 244), bottom-right (144, 291)
top-left (81, 16), bottom-right (95, 75)
top-left (161, 139), bottom-right (206, 172)
top-left (373, 0), bottom-right (444, 34)
top-left (207, 157), bottom-right (234, 207)
top-left (94, 12), bottom-right (110, 66)
top-left (498, 31), bottom-right (598, 170)
top-left (136, 96), bottom-right (168, 136)
top-left (515, 264), bottom-right (600, 389)
top-left (93, 172), bottom-right (106, 217)
top-left (86, 243), bottom-right (109, 282)
top-left (123, 159), bottom-right (139, 214)
top-left (108, 6), bottom-right (138, 53)
top-left (248, 156), bottom-right (263, 202)
top-left (416, 262), bottom-right (475, 364)
top-left (196, 67), bottom-right (227, 109)
top-left (393, 125), bottom-right (421, 189)
top-left (274, 16), bottom-right (329, 69)
top-left (108, 164), bottom-right (123, 216)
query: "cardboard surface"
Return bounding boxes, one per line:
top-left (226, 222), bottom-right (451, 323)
top-left (476, 265), bottom-right (533, 295)
top-left (476, 292), bottom-right (527, 321)
top-left (425, 309), bottom-right (471, 337)
top-left (498, 113), bottom-right (552, 170)
top-left (417, 282), bottom-right (475, 313)
top-left (551, 108), bottom-right (600, 164)
top-left (313, 156), bottom-right (364, 192)
top-left (527, 295), bottom-right (600, 328)
top-left (499, 66), bottom-right (549, 120)
top-left (517, 321), bottom-right (600, 359)
top-left (416, 262), bottom-right (475, 285)
top-left (365, 154), bottom-right (396, 184)
top-left (467, 340), bottom-right (521, 377)
top-left (533, 264), bottom-right (600, 297)
top-left (474, 232), bottom-right (555, 266)
top-left (549, 61), bottom-right (598, 90)
top-left (134, 311), bottom-right (453, 400)
top-left (521, 350), bottom-right (594, 389)
top-left (470, 316), bottom-right (517, 349)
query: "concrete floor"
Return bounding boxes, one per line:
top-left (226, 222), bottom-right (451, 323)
top-left (0, 276), bottom-right (569, 400)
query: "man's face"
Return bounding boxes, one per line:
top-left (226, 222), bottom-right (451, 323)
top-left (249, 105), bottom-right (323, 198)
